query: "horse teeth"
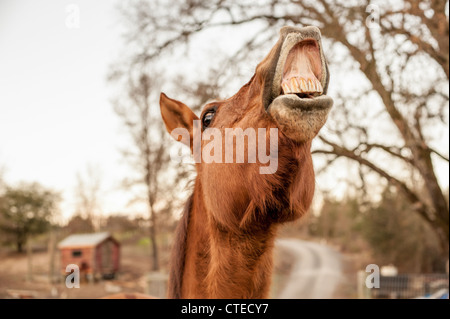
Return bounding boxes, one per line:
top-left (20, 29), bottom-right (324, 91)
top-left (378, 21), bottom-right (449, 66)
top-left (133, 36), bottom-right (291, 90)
top-left (281, 77), bottom-right (323, 95)
top-left (315, 80), bottom-right (323, 94)
top-left (298, 78), bottom-right (307, 92)
top-left (308, 79), bottom-right (315, 92)
top-left (282, 82), bottom-right (291, 94)
top-left (290, 78), bottom-right (299, 92)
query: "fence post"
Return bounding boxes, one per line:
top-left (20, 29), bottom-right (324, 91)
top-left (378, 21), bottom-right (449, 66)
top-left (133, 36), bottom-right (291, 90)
top-left (147, 272), bottom-right (169, 298)
top-left (357, 270), bottom-right (371, 299)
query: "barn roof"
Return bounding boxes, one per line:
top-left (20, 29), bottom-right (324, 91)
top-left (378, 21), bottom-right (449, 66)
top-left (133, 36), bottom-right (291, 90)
top-left (58, 232), bottom-right (114, 248)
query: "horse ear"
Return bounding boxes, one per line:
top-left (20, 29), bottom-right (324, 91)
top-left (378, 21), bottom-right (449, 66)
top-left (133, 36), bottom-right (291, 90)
top-left (160, 93), bottom-right (199, 148)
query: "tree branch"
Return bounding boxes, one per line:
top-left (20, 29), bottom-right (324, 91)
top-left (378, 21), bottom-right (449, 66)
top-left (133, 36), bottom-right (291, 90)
top-left (316, 136), bottom-right (434, 222)
top-left (429, 147), bottom-right (450, 162)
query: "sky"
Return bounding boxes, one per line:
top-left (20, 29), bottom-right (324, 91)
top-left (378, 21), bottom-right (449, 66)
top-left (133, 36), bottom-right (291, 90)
top-left (0, 0), bottom-right (132, 221)
top-left (0, 1), bottom-right (448, 223)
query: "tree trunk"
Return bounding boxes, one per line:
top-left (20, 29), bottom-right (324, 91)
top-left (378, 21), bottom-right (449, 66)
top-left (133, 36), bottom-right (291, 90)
top-left (149, 202), bottom-right (159, 271)
top-left (17, 241), bottom-right (23, 253)
top-left (17, 232), bottom-right (25, 253)
top-left (27, 238), bottom-right (33, 282)
top-left (48, 230), bottom-right (56, 283)
top-left (432, 221), bottom-right (449, 262)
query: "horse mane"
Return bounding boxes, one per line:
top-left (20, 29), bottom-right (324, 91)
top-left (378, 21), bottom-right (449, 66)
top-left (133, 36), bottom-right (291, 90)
top-left (167, 193), bottom-right (193, 299)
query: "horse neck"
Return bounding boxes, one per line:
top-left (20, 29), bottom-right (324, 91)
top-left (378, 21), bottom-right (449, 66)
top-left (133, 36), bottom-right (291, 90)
top-left (181, 179), bottom-right (278, 299)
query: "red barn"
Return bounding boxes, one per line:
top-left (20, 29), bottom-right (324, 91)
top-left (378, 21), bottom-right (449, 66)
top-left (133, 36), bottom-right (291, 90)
top-left (58, 232), bottom-right (120, 280)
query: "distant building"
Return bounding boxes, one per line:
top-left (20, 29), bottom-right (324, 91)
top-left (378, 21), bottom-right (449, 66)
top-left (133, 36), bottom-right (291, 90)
top-left (58, 232), bottom-right (120, 280)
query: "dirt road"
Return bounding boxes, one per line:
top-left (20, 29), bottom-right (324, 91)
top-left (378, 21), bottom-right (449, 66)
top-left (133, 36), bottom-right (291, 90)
top-left (276, 238), bottom-right (343, 299)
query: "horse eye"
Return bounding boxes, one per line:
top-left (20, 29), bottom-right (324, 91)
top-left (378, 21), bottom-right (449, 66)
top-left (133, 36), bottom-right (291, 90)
top-left (202, 111), bottom-right (215, 128)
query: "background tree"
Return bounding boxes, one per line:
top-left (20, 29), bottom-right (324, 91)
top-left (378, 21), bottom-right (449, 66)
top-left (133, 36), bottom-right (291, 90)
top-left (110, 73), bottom-right (185, 271)
top-left (105, 214), bottom-right (138, 234)
top-left (73, 164), bottom-right (104, 231)
top-left (115, 0), bottom-right (449, 257)
top-left (310, 196), bottom-right (363, 251)
top-left (0, 183), bottom-right (59, 253)
top-left (309, 188), bottom-right (444, 272)
top-left (65, 214), bottom-right (95, 234)
top-left (360, 186), bottom-right (444, 273)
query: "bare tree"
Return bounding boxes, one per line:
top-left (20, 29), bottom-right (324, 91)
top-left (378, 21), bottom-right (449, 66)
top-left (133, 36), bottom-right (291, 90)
top-left (112, 73), bottom-right (172, 271)
top-left (74, 164), bottom-right (103, 231)
top-left (115, 0), bottom-right (449, 257)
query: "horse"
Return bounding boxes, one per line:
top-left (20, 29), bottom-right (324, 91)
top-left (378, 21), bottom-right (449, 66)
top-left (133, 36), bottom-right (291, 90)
top-left (160, 26), bottom-right (333, 299)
